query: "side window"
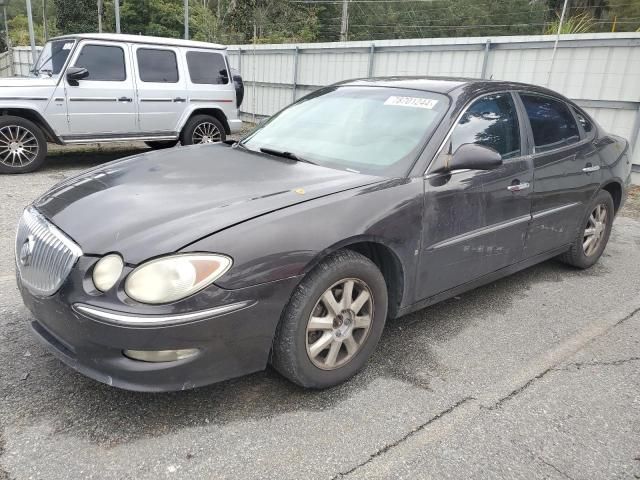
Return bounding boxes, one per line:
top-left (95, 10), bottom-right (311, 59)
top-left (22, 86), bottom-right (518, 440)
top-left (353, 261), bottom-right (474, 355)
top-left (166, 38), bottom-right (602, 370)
top-left (450, 93), bottom-right (521, 159)
top-left (572, 108), bottom-right (593, 134)
top-left (73, 44), bottom-right (126, 81)
top-left (136, 48), bottom-right (179, 83)
top-left (186, 51), bottom-right (229, 85)
top-left (520, 94), bottom-right (580, 153)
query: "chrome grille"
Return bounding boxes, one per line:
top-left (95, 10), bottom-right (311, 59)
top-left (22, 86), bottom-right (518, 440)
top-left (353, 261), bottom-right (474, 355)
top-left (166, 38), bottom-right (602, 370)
top-left (15, 207), bottom-right (82, 296)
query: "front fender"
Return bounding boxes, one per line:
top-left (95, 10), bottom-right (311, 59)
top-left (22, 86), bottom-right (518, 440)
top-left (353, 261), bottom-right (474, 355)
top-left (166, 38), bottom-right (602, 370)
top-left (181, 177), bottom-right (424, 308)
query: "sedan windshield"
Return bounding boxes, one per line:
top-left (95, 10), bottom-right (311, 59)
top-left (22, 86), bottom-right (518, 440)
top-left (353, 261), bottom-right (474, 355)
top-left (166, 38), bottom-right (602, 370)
top-left (32, 39), bottom-right (75, 77)
top-left (242, 86), bottom-right (449, 176)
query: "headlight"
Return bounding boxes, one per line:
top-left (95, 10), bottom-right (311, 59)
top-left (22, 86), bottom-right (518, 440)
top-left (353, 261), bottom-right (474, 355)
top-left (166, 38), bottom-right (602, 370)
top-left (93, 254), bottom-right (124, 292)
top-left (124, 254), bottom-right (232, 304)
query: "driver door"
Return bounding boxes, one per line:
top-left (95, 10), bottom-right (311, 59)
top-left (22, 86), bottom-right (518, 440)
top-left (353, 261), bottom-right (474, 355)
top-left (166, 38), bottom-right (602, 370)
top-left (64, 41), bottom-right (138, 137)
top-left (416, 92), bottom-right (533, 301)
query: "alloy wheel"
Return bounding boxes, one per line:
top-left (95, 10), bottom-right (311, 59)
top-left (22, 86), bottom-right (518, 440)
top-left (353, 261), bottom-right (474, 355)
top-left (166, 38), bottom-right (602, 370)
top-left (192, 122), bottom-right (221, 144)
top-left (305, 278), bottom-right (374, 370)
top-left (0, 125), bottom-right (39, 167)
top-left (583, 203), bottom-right (608, 256)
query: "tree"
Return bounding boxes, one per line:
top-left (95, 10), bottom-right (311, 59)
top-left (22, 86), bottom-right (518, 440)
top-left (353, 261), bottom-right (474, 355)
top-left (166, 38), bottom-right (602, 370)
top-left (53, 0), bottom-right (97, 34)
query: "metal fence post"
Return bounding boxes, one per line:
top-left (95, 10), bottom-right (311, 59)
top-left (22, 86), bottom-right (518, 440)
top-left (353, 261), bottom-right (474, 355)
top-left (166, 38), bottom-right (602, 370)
top-left (291, 46), bottom-right (299, 103)
top-left (25, 0), bottom-right (37, 64)
top-left (184, 0), bottom-right (189, 40)
top-left (481, 39), bottom-right (491, 79)
top-left (368, 43), bottom-right (375, 77)
top-left (115, 0), bottom-right (121, 34)
top-left (630, 104), bottom-right (640, 160)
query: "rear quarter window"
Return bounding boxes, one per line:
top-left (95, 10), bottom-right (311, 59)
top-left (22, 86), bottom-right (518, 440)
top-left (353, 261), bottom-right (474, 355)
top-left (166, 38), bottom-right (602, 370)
top-left (520, 94), bottom-right (580, 153)
top-left (186, 51), bottom-right (229, 85)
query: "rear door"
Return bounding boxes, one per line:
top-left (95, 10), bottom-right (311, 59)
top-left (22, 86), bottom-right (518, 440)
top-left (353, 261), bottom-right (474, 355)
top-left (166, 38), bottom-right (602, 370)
top-left (65, 41), bottom-right (138, 136)
top-left (133, 45), bottom-right (187, 135)
top-left (517, 93), bottom-right (602, 257)
top-left (417, 92), bottom-right (533, 300)
top-left (183, 49), bottom-right (235, 122)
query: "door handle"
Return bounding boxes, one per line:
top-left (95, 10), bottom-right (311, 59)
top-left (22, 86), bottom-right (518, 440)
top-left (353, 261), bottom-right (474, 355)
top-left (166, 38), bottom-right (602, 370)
top-left (118, 96), bottom-right (132, 102)
top-left (507, 182), bottom-right (530, 192)
top-left (582, 165), bottom-right (600, 173)
top-left (173, 97), bottom-right (186, 102)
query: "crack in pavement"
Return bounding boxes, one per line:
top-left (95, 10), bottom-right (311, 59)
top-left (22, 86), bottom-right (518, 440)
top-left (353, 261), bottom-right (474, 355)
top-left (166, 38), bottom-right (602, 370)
top-left (538, 457), bottom-right (576, 480)
top-left (331, 396), bottom-right (475, 479)
top-left (484, 306), bottom-right (640, 411)
top-left (557, 356), bottom-right (640, 370)
top-left (484, 366), bottom-right (556, 411)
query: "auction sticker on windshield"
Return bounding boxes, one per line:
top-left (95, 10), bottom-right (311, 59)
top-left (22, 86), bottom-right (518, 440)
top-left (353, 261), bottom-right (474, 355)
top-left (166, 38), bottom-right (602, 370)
top-left (384, 96), bottom-right (439, 109)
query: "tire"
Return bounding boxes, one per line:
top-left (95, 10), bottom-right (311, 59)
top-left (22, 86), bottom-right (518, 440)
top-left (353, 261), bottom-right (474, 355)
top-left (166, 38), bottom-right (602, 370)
top-left (145, 140), bottom-right (178, 149)
top-left (271, 249), bottom-right (388, 388)
top-left (180, 115), bottom-right (226, 146)
top-left (0, 115), bottom-right (47, 174)
top-left (558, 189), bottom-right (614, 269)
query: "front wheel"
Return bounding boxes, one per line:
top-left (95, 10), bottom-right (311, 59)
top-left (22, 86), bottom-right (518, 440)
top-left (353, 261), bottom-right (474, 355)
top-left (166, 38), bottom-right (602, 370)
top-left (271, 250), bottom-right (388, 388)
top-left (558, 189), bottom-right (614, 269)
top-left (180, 115), bottom-right (226, 146)
top-left (0, 116), bottom-right (47, 173)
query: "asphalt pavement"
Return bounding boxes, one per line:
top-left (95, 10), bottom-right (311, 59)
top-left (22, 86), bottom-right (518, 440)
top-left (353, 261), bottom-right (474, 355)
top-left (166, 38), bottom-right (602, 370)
top-left (1, 145), bottom-right (639, 480)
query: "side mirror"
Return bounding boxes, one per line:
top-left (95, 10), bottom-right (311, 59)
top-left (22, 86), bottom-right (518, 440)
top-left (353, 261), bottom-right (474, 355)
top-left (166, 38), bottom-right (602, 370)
top-left (447, 143), bottom-right (502, 172)
top-left (66, 67), bottom-right (89, 86)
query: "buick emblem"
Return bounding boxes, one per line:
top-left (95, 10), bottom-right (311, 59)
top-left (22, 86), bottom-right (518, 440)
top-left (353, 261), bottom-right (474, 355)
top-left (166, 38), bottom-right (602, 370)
top-left (20, 235), bottom-right (35, 267)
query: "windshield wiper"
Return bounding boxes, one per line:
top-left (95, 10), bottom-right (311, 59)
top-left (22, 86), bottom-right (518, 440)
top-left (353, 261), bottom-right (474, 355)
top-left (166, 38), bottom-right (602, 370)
top-left (259, 147), bottom-right (317, 165)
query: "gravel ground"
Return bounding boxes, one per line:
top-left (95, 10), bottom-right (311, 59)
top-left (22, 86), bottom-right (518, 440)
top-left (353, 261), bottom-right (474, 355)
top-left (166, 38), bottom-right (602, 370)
top-left (621, 184), bottom-right (640, 220)
top-left (0, 144), bottom-right (639, 480)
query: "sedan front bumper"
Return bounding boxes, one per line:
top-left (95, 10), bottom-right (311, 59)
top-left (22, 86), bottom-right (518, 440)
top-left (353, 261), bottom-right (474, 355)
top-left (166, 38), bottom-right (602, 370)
top-left (19, 275), bottom-right (300, 392)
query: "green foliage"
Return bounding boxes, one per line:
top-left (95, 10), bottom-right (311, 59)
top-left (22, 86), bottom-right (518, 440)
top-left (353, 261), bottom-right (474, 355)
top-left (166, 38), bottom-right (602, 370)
top-left (3, 0), bottom-right (640, 49)
top-left (53, 0), bottom-right (97, 34)
top-left (545, 12), bottom-right (597, 34)
top-left (342, 0), bottom-right (549, 41)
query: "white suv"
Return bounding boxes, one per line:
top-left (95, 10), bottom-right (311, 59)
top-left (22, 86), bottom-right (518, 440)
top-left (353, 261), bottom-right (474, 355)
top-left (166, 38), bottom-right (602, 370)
top-left (0, 33), bottom-right (244, 173)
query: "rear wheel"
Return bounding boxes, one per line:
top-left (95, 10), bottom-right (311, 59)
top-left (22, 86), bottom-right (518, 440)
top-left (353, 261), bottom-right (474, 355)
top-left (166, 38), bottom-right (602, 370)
top-left (271, 250), bottom-right (388, 388)
top-left (558, 190), bottom-right (614, 269)
top-left (145, 140), bottom-right (178, 149)
top-left (180, 115), bottom-right (226, 146)
top-left (0, 116), bottom-right (47, 174)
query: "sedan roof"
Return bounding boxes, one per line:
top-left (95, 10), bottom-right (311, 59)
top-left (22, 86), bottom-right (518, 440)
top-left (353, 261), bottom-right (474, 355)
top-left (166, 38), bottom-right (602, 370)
top-left (341, 76), bottom-right (473, 93)
top-left (340, 76), bottom-right (559, 95)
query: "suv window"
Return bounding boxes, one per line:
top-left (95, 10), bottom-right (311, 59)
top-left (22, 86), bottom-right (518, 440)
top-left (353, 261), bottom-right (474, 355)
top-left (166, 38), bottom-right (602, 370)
top-left (186, 51), bottom-right (228, 85)
top-left (572, 108), bottom-right (593, 134)
top-left (74, 44), bottom-right (126, 81)
top-left (521, 94), bottom-right (580, 153)
top-left (450, 93), bottom-right (521, 159)
top-left (137, 48), bottom-right (178, 83)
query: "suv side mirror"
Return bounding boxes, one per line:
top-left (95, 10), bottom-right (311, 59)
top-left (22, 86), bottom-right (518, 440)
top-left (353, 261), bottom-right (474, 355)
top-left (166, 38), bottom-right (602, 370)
top-left (447, 143), bottom-right (502, 172)
top-left (66, 67), bottom-right (89, 86)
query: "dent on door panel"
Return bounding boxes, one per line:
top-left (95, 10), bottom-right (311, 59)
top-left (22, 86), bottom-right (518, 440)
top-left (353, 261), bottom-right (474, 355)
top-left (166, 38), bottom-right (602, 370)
top-left (525, 141), bottom-right (601, 257)
top-left (419, 164), bottom-right (531, 300)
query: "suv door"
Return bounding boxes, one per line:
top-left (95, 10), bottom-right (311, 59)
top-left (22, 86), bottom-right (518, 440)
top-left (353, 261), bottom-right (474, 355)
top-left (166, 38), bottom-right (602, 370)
top-left (517, 93), bottom-right (602, 257)
top-left (65, 41), bottom-right (138, 137)
top-left (133, 45), bottom-right (187, 135)
top-left (417, 92), bottom-right (533, 300)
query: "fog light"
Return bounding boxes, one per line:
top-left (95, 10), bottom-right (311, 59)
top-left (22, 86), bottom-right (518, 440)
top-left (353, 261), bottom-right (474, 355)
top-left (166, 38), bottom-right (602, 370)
top-left (123, 348), bottom-right (199, 363)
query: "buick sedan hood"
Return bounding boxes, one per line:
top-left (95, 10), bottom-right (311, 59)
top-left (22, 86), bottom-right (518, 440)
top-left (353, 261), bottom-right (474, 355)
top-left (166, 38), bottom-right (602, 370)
top-left (35, 144), bottom-right (381, 263)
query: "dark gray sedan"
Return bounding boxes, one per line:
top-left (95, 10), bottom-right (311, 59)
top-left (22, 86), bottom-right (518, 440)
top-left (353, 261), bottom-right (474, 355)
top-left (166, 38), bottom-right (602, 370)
top-left (15, 77), bottom-right (632, 391)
